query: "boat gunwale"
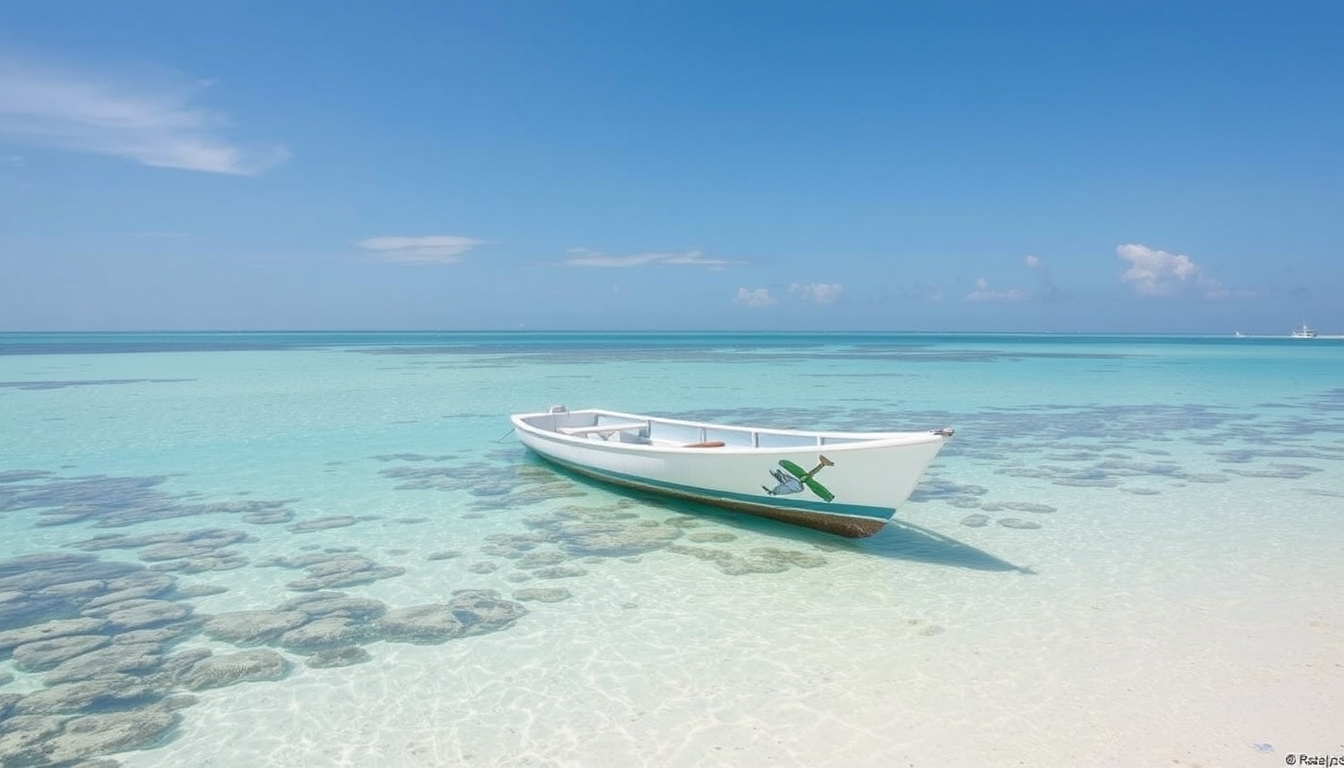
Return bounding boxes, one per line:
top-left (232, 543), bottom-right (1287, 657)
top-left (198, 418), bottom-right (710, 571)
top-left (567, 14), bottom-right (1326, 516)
top-left (510, 408), bottom-right (951, 456)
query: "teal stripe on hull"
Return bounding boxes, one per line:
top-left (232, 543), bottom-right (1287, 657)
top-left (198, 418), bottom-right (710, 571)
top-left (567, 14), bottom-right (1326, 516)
top-left (534, 452), bottom-right (897, 537)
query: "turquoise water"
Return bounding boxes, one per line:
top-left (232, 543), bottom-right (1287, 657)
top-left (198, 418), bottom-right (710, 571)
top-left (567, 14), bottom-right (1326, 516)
top-left (1, 333), bottom-right (1341, 767)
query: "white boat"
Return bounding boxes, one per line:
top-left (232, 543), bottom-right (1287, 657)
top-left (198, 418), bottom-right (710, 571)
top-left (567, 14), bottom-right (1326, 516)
top-left (1292, 322), bottom-right (1318, 338)
top-left (511, 406), bottom-right (954, 538)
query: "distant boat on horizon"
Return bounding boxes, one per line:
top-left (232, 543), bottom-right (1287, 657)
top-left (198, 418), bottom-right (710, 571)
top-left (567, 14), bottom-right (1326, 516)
top-left (1292, 322), bottom-right (1318, 339)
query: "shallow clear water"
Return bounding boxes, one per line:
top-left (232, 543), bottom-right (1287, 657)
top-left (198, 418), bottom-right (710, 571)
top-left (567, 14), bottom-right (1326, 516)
top-left (1, 332), bottom-right (1341, 767)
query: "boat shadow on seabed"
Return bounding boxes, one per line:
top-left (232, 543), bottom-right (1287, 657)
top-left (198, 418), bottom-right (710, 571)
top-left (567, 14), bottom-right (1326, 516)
top-left (857, 519), bottom-right (1036, 574)
top-left (626, 493), bottom-right (1032, 574)
top-left (698, 507), bottom-right (1034, 574)
top-left (739, 511), bottom-right (1035, 574)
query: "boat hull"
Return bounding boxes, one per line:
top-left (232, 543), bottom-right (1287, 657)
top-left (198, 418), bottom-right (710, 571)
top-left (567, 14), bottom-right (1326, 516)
top-left (511, 410), bottom-right (950, 538)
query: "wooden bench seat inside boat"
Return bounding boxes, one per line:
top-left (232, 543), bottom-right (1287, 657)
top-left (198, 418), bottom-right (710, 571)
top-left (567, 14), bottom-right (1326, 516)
top-left (557, 422), bottom-right (649, 437)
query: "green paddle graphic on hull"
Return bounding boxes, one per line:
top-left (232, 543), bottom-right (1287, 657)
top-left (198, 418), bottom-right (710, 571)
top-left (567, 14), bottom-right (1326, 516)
top-left (765, 455), bottom-right (835, 502)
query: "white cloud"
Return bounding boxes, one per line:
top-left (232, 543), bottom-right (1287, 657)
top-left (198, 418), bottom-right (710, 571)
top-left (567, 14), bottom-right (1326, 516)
top-left (790, 282), bottom-right (844, 304)
top-left (734, 287), bottom-right (776, 307)
top-left (0, 154), bottom-right (22, 166)
top-left (965, 278), bottom-right (1027, 303)
top-left (563, 248), bottom-right (739, 270)
top-left (1116, 243), bottom-right (1229, 298)
top-left (0, 57), bottom-right (288, 175)
top-left (358, 235), bottom-right (485, 265)
top-left (1024, 255), bottom-right (1042, 268)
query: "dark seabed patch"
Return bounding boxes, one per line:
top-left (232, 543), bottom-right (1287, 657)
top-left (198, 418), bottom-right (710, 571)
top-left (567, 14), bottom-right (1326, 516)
top-left (665, 544), bottom-right (829, 575)
top-left (521, 502), bottom-right (683, 558)
top-left (0, 473), bottom-right (302, 530)
top-left (907, 479), bottom-right (989, 503)
top-left (0, 378), bottom-right (193, 391)
top-left (0, 544), bottom-right (528, 765)
top-left (946, 497), bottom-right (983, 509)
top-left (686, 531), bottom-right (737, 543)
top-left (997, 518), bottom-right (1042, 530)
top-left (377, 452), bottom-right (591, 512)
top-left (254, 553), bottom-right (406, 592)
top-left (528, 564), bottom-right (585, 579)
top-left (372, 453), bottom-right (458, 463)
top-left (512, 588), bottom-right (573, 603)
top-left (288, 515), bottom-right (379, 533)
top-left (0, 470), bottom-right (54, 484)
top-left (1226, 464), bottom-right (1322, 480)
top-left (241, 507), bottom-right (295, 525)
top-left (1181, 473), bottom-right (1231, 484)
top-left (1212, 448), bottom-right (1324, 463)
top-left (306, 646), bottom-right (372, 668)
top-left (1302, 488), bottom-right (1344, 498)
top-left (980, 502), bottom-right (1056, 514)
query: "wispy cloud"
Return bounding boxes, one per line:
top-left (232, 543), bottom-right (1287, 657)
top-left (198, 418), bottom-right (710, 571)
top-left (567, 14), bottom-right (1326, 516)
top-left (1117, 243), bottom-right (1233, 298)
top-left (965, 278), bottom-right (1027, 303)
top-left (563, 247), bottom-right (739, 270)
top-left (0, 57), bottom-right (288, 175)
top-left (790, 282), bottom-right (844, 304)
top-left (358, 235), bottom-right (486, 265)
top-left (0, 154), bottom-right (22, 166)
top-left (734, 287), bottom-right (776, 307)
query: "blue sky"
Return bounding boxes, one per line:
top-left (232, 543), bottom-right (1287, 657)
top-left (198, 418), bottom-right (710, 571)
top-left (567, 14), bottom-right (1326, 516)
top-left (1, 1), bottom-right (1340, 333)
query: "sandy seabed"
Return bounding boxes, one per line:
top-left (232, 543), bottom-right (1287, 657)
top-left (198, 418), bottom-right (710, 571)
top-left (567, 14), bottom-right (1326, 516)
top-left (114, 481), bottom-right (1344, 768)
